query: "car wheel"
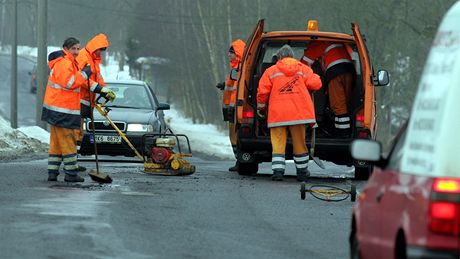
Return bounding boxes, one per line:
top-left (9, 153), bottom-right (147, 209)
top-left (237, 162), bottom-right (258, 175)
top-left (395, 232), bottom-right (407, 259)
top-left (350, 231), bottom-right (361, 259)
top-left (354, 165), bottom-right (372, 180)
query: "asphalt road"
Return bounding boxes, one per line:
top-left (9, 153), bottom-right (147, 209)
top-left (0, 155), bottom-right (364, 259)
top-left (0, 54), bottom-right (363, 258)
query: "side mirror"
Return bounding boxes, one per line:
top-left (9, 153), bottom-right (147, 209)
top-left (350, 139), bottom-right (381, 162)
top-left (157, 103), bottom-right (170, 111)
top-left (373, 69), bottom-right (389, 86)
top-left (230, 68), bottom-right (239, 81)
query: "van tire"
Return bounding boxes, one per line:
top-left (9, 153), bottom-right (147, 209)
top-left (237, 162), bottom-right (259, 175)
top-left (354, 165), bottom-right (372, 180)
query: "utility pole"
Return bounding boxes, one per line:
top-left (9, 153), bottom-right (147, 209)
top-left (10, 0), bottom-right (17, 128)
top-left (36, 0), bottom-right (47, 128)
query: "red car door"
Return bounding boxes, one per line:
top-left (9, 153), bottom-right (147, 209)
top-left (357, 167), bottom-right (386, 258)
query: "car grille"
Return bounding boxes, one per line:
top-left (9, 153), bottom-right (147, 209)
top-left (86, 121), bottom-right (126, 132)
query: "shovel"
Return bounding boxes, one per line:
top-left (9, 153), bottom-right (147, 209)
top-left (311, 93), bottom-right (325, 169)
top-left (87, 78), bottom-right (113, 183)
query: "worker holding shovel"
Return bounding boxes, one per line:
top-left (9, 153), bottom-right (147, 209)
top-left (256, 45), bottom-right (322, 181)
top-left (76, 33), bottom-right (116, 183)
top-left (42, 37), bottom-right (93, 182)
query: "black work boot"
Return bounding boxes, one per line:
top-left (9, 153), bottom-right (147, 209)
top-left (271, 170), bottom-right (284, 181)
top-left (64, 173), bottom-right (84, 183)
top-left (47, 172), bottom-right (59, 182)
top-left (228, 161), bottom-right (239, 172)
top-left (296, 168), bottom-right (311, 182)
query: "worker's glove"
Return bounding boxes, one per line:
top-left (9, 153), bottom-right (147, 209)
top-left (81, 65), bottom-right (92, 78)
top-left (101, 87), bottom-right (116, 102)
top-left (216, 82), bottom-right (225, 90)
top-left (257, 109), bottom-right (266, 120)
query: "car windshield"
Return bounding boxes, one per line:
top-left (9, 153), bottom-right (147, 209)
top-left (104, 83), bottom-right (153, 109)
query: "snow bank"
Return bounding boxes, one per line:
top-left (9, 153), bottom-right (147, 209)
top-left (165, 107), bottom-right (233, 160)
top-left (0, 116), bottom-right (48, 161)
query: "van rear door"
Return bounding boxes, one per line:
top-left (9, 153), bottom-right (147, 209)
top-left (236, 19), bottom-right (264, 124)
top-left (352, 23), bottom-right (375, 135)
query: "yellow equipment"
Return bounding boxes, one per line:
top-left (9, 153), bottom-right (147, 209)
top-left (94, 96), bottom-right (196, 176)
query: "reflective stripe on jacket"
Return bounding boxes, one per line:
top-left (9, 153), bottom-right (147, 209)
top-left (223, 39), bottom-right (246, 108)
top-left (76, 33), bottom-right (109, 111)
top-left (301, 41), bottom-right (354, 82)
top-left (41, 49), bottom-right (87, 129)
top-left (257, 57), bottom-right (322, 128)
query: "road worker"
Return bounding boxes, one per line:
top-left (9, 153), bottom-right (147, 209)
top-left (42, 37), bottom-right (94, 182)
top-left (215, 39), bottom-right (246, 171)
top-left (76, 33), bottom-right (116, 138)
top-left (257, 45), bottom-right (322, 181)
top-left (301, 41), bottom-right (355, 137)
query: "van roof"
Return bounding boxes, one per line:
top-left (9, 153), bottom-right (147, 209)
top-left (401, 2), bottom-right (460, 178)
top-left (262, 31), bottom-right (354, 41)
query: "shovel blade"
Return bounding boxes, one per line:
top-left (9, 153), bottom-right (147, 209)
top-left (88, 169), bottom-right (113, 184)
top-left (312, 156), bottom-right (326, 169)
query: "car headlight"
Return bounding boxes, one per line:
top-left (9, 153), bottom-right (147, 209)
top-left (127, 124), bottom-right (153, 132)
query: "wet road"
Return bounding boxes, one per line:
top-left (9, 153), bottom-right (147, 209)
top-left (0, 155), bottom-right (363, 259)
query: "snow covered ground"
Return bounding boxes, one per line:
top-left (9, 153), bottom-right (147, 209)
top-left (0, 46), bottom-right (233, 161)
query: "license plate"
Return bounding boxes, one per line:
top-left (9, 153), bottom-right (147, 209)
top-left (94, 135), bottom-right (121, 144)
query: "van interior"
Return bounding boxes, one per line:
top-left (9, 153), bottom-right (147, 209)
top-left (248, 40), bottom-right (365, 141)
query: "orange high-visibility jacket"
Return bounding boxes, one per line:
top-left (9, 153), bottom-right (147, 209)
top-left (42, 49), bottom-right (89, 129)
top-left (76, 33), bottom-right (109, 111)
top-left (301, 41), bottom-right (354, 82)
top-left (257, 57), bottom-right (322, 128)
top-left (223, 39), bottom-right (246, 108)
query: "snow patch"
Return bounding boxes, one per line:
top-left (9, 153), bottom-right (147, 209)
top-left (0, 116), bottom-right (48, 160)
top-left (165, 107), bottom-right (233, 160)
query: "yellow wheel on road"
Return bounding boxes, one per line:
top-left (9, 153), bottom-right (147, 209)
top-left (171, 159), bottom-right (182, 170)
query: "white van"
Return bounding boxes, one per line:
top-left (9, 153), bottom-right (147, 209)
top-left (349, 2), bottom-right (460, 258)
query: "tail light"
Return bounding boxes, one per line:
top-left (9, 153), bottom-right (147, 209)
top-left (433, 178), bottom-right (460, 193)
top-left (428, 178), bottom-right (460, 235)
top-left (243, 111), bottom-right (254, 119)
top-left (358, 130), bottom-right (369, 138)
top-left (355, 113), bottom-right (364, 127)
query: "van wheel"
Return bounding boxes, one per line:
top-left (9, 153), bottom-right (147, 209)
top-left (354, 165), bottom-right (372, 180)
top-left (237, 162), bottom-right (259, 175)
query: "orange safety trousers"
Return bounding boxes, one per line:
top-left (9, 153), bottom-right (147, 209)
top-left (270, 124), bottom-right (308, 155)
top-left (328, 73), bottom-right (353, 116)
top-left (270, 124), bottom-right (309, 172)
top-left (48, 125), bottom-right (79, 173)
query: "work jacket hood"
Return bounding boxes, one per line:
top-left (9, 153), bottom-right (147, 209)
top-left (48, 49), bottom-right (73, 69)
top-left (230, 39), bottom-right (246, 68)
top-left (85, 33), bottom-right (109, 56)
top-left (276, 57), bottom-right (303, 77)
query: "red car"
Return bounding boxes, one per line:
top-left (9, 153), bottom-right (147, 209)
top-left (350, 122), bottom-right (460, 259)
top-left (349, 2), bottom-right (460, 258)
